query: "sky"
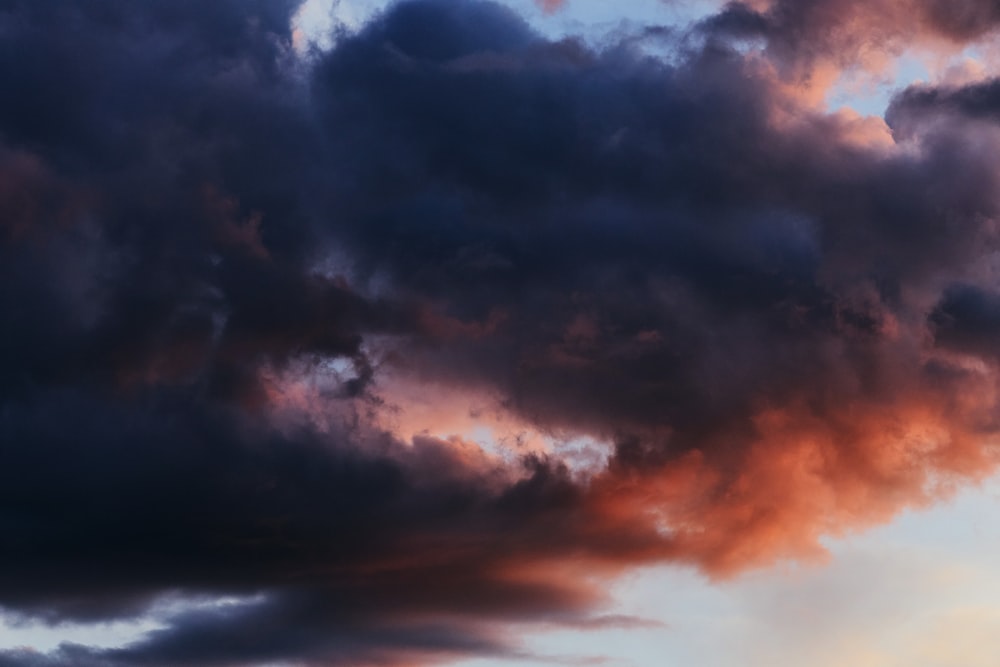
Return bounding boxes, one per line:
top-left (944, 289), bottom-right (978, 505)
top-left (3, 0), bottom-right (1000, 666)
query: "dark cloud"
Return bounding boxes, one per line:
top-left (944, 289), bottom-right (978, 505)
top-left (313, 0), bottom-right (1000, 452)
top-left (0, 386), bottom-right (662, 665)
top-left (930, 284), bottom-right (1000, 361)
top-left (887, 77), bottom-right (1000, 135)
top-left (0, 0), bottom-right (398, 408)
top-left (4, 0), bottom-right (1000, 665)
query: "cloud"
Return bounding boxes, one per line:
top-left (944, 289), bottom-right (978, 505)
top-left (4, 0), bottom-right (1000, 665)
top-left (701, 0), bottom-right (1000, 75)
top-left (888, 77), bottom-right (1000, 131)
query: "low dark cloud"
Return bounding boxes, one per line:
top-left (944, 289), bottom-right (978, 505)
top-left (888, 77), bottom-right (1000, 133)
top-left (4, 0), bottom-right (1000, 665)
top-left (930, 284), bottom-right (1000, 361)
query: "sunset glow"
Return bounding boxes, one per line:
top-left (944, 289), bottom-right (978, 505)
top-left (4, 1), bottom-right (1000, 665)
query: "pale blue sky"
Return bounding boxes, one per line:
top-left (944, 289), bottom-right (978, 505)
top-left (449, 478), bottom-right (1000, 667)
top-left (294, 0), bottom-right (718, 47)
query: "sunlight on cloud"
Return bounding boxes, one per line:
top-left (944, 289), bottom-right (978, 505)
top-left (10, 1), bottom-right (1000, 666)
top-left (453, 477), bottom-right (1000, 667)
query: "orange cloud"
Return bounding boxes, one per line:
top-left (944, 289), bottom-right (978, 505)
top-left (537, 0), bottom-right (565, 14)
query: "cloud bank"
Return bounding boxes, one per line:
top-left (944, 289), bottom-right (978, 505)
top-left (3, 0), bottom-right (1000, 664)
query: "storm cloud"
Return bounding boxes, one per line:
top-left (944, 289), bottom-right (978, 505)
top-left (4, 0), bottom-right (1000, 665)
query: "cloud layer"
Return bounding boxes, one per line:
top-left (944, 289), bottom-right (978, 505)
top-left (4, 0), bottom-right (1000, 664)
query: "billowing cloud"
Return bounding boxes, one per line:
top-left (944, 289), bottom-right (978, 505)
top-left (4, 0), bottom-right (1000, 665)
